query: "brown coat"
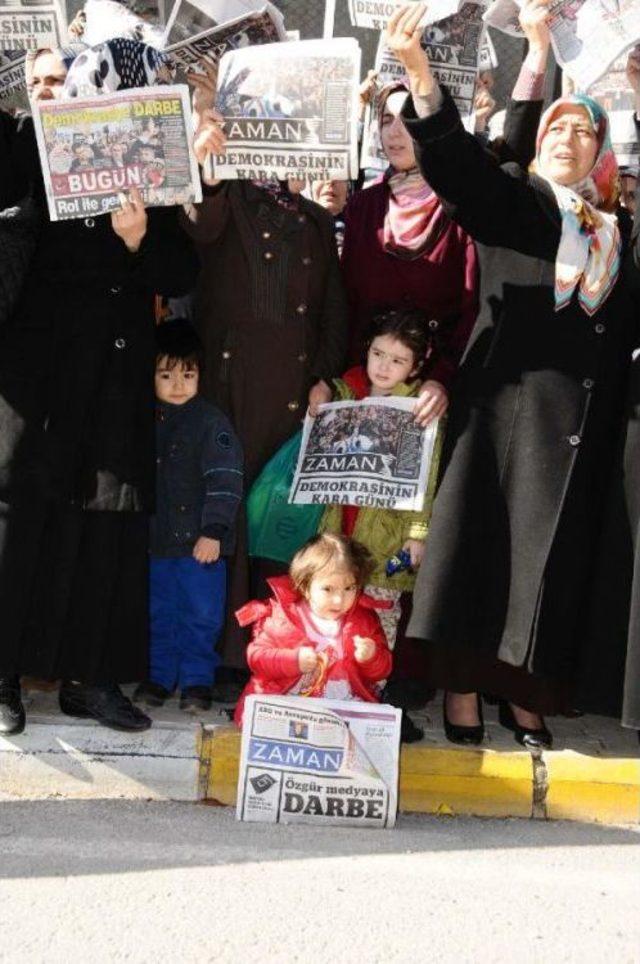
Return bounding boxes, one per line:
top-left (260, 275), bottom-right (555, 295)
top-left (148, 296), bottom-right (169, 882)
top-left (181, 181), bottom-right (348, 666)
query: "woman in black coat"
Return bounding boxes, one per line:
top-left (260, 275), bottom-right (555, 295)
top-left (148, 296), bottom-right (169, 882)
top-left (385, 4), bottom-right (640, 747)
top-left (0, 43), bottom-right (197, 735)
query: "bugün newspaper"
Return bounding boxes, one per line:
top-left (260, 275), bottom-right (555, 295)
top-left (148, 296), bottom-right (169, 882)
top-left (164, 7), bottom-right (285, 80)
top-left (361, 1), bottom-right (485, 170)
top-left (237, 695), bottom-right (401, 828)
top-left (588, 51), bottom-right (639, 170)
top-left (162, 0), bottom-right (283, 46)
top-left (0, 0), bottom-right (66, 50)
top-left (32, 85), bottom-right (202, 221)
top-left (206, 37), bottom-right (361, 182)
top-left (290, 397), bottom-right (439, 512)
top-left (484, 0), bottom-right (640, 90)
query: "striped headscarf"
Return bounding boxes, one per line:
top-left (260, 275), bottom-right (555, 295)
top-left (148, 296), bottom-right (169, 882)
top-left (535, 94), bottom-right (621, 316)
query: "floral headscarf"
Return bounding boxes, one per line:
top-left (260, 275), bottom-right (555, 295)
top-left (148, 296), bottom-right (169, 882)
top-left (535, 94), bottom-right (621, 316)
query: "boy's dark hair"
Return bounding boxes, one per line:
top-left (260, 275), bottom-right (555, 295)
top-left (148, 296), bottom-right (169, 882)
top-left (155, 319), bottom-right (204, 372)
top-left (364, 309), bottom-right (431, 379)
top-left (290, 533), bottom-right (374, 595)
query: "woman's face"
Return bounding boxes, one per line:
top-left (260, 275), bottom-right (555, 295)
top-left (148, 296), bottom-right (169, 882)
top-left (29, 50), bottom-right (67, 101)
top-left (539, 105), bottom-right (599, 186)
top-left (311, 179), bottom-right (348, 216)
top-left (380, 90), bottom-right (416, 172)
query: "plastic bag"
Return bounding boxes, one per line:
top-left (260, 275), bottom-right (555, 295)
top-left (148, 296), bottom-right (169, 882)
top-left (247, 431), bottom-right (323, 563)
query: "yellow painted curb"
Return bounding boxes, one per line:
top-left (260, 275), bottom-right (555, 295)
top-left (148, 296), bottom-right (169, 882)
top-left (205, 725), bottom-right (241, 806)
top-left (544, 752), bottom-right (640, 825)
top-left (399, 746), bottom-right (534, 818)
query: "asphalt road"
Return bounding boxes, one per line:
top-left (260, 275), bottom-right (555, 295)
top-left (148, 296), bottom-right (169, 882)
top-left (0, 801), bottom-right (638, 963)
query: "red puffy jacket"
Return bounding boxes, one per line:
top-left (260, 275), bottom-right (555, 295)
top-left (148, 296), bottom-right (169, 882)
top-left (234, 575), bottom-right (393, 725)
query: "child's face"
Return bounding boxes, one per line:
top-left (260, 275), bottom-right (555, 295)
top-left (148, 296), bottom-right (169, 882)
top-left (306, 566), bottom-right (358, 621)
top-left (367, 335), bottom-right (418, 394)
top-left (155, 357), bottom-right (199, 405)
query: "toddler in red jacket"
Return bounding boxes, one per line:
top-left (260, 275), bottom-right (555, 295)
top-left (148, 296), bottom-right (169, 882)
top-left (234, 534), bottom-right (392, 725)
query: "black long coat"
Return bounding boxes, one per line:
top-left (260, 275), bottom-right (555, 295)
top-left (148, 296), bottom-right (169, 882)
top-left (182, 181), bottom-right (348, 668)
top-left (402, 91), bottom-right (639, 693)
top-left (0, 117), bottom-right (197, 680)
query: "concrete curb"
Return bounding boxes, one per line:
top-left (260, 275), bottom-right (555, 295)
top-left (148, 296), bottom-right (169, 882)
top-left (203, 725), bottom-right (640, 825)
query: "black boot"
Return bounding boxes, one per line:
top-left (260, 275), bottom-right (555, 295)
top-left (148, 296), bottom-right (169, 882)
top-left (180, 686), bottom-right (212, 712)
top-left (59, 682), bottom-right (152, 732)
top-left (133, 680), bottom-right (171, 707)
top-left (0, 676), bottom-right (25, 735)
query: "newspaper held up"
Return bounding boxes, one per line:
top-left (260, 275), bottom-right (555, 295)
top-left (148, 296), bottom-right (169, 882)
top-left (164, 7), bottom-right (285, 81)
top-left (347, 0), bottom-right (458, 32)
top-left (163, 0), bottom-right (283, 47)
top-left (207, 37), bottom-right (362, 183)
top-left (290, 396), bottom-right (438, 513)
top-left (0, 50), bottom-right (27, 104)
top-left (484, 0), bottom-right (640, 90)
top-left (361, 1), bottom-right (485, 171)
top-left (32, 85), bottom-right (202, 222)
top-left (238, 695), bottom-right (401, 828)
top-left (588, 51), bottom-right (639, 171)
top-left (0, 0), bottom-right (66, 50)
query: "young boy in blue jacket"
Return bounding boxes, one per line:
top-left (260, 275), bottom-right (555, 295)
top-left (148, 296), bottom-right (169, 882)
top-left (134, 320), bottom-right (243, 712)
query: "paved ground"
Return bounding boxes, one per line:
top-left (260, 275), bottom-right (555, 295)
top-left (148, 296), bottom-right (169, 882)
top-left (20, 684), bottom-right (640, 759)
top-left (1, 801), bottom-right (638, 963)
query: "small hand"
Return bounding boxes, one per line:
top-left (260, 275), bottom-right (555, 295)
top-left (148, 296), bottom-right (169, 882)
top-left (353, 636), bottom-right (376, 664)
top-left (193, 107), bottom-right (227, 184)
top-left (187, 60), bottom-right (218, 125)
top-left (359, 69), bottom-right (378, 120)
top-left (298, 646), bottom-right (319, 673)
top-left (473, 86), bottom-right (496, 132)
top-left (110, 187), bottom-right (147, 253)
top-left (308, 379), bottom-right (332, 417)
top-left (385, 3), bottom-right (429, 74)
top-left (402, 538), bottom-right (425, 569)
top-left (413, 379), bottom-right (448, 427)
top-left (192, 536), bottom-right (221, 564)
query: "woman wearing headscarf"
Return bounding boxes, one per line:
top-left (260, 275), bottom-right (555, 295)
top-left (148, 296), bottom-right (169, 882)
top-left (384, 3), bottom-right (639, 748)
top-left (0, 40), bottom-right (197, 736)
top-left (330, 69), bottom-right (478, 723)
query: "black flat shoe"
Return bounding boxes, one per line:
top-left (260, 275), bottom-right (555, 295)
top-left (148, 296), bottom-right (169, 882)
top-left (443, 693), bottom-right (484, 746)
top-left (498, 701), bottom-right (552, 749)
top-left (133, 680), bottom-right (171, 707)
top-left (400, 712), bottom-right (424, 744)
top-left (180, 686), bottom-right (212, 712)
top-left (59, 682), bottom-right (152, 732)
top-left (0, 676), bottom-right (25, 735)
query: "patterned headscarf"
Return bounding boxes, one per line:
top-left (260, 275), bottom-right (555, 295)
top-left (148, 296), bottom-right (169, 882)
top-left (535, 94), bottom-right (621, 316)
top-left (62, 38), bottom-right (172, 97)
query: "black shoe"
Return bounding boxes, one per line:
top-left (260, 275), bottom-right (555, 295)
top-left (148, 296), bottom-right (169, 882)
top-left (443, 693), bottom-right (485, 746)
top-left (0, 676), bottom-right (25, 735)
top-left (498, 701), bottom-right (552, 749)
top-left (133, 680), bottom-right (170, 707)
top-left (400, 712), bottom-right (424, 744)
top-left (59, 682), bottom-right (152, 732)
top-left (180, 686), bottom-right (212, 712)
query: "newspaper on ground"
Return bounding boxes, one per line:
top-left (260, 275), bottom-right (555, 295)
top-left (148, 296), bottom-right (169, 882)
top-left (484, 0), bottom-right (640, 90)
top-left (80, 0), bottom-right (165, 47)
top-left (164, 6), bottom-right (285, 80)
top-left (361, 1), bottom-right (484, 171)
top-left (237, 695), bottom-right (401, 828)
top-left (0, 0), bottom-right (66, 50)
top-left (162, 0), bottom-right (283, 47)
top-left (588, 51), bottom-right (639, 171)
top-left (206, 37), bottom-right (362, 183)
top-left (32, 84), bottom-right (202, 221)
top-left (0, 50), bottom-right (27, 105)
top-left (347, 0), bottom-right (458, 32)
top-left (290, 396), bottom-right (439, 512)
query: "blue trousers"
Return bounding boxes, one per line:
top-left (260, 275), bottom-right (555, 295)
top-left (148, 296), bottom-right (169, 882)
top-left (149, 556), bottom-right (226, 690)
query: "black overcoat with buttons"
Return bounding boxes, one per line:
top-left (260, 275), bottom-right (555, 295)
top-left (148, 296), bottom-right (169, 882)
top-left (181, 181), bottom-right (348, 668)
top-left (402, 90), bottom-right (639, 686)
top-left (182, 181), bottom-right (348, 483)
